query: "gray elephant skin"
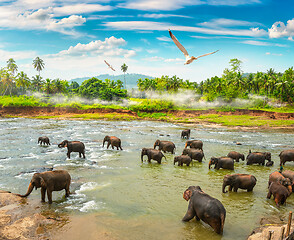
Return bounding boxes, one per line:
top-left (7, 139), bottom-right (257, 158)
top-left (181, 129), bottom-right (190, 139)
top-left (141, 148), bottom-right (166, 164)
top-left (17, 170), bottom-right (71, 204)
top-left (38, 136), bottom-right (50, 145)
top-left (267, 182), bottom-right (292, 207)
top-left (279, 149), bottom-right (294, 165)
top-left (281, 170), bottom-right (294, 191)
top-left (182, 186), bottom-right (226, 234)
top-left (58, 140), bottom-right (85, 159)
top-left (154, 139), bottom-right (176, 154)
top-left (209, 157), bottom-right (234, 170)
top-left (246, 151), bottom-right (271, 165)
top-left (182, 148), bottom-right (204, 162)
top-left (268, 171), bottom-right (292, 189)
top-left (222, 174), bottom-right (257, 193)
top-left (184, 140), bottom-right (203, 150)
top-left (227, 151), bottom-right (244, 162)
top-left (103, 135), bottom-right (122, 150)
top-left (174, 155), bottom-right (192, 166)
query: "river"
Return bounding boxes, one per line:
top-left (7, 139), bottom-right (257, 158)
top-left (0, 118), bottom-right (294, 240)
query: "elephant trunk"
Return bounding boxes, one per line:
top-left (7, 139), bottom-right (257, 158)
top-left (208, 160), bottom-right (212, 169)
top-left (141, 153), bottom-right (144, 162)
top-left (222, 183), bottom-right (228, 193)
top-left (102, 139), bottom-right (106, 147)
top-left (19, 183), bottom-right (34, 197)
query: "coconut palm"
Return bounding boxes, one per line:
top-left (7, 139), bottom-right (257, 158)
top-left (121, 63), bottom-right (128, 89)
top-left (33, 57), bottom-right (45, 77)
top-left (7, 58), bottom-right (18, 76)
top-left (16, 71), bottom-right (30, 94)
top-left (0, 68), bottom-right (14, 95)
top-left (31, 75), bottom-right (44, 91)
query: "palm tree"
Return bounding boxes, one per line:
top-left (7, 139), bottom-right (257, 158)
top-left (33, 57), bottom-right (45, 77)
top-left (16, 71), bottom-right (30, 94)
top-left (0, 68), bottom-right (14, 95)
top-left (121, 63), bottom-right (128, 89)
top-left (43, 78), bottom-right (53, 94)
top-left (31, 75), bottom-right (44, 91)
top-left (7, 58), bottom-right (18, 76)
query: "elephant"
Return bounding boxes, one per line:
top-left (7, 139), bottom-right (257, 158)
top-left (141, 148), bottom-right (166, 164)
top-left (102, 136), bottom-right (122, 150)
top-left (267, 182), bottom-right (291, 207)
top-left (184, 140), bottom-right (203, 150)
top-left (174, 155), bottom-right (192, 166)
top-left (266, 160), bottom-right (274, 167)
top-left (246, 150), bottom-right (271, 165)
top-left (181, 129), bottom-right (191, 139)
top-left (182, 148), bottom-right (204, 162)
top-left (38, 136), bottom-right (50, 145)
top-left (279, 149), bottom-right (294, 165)
top-left (281, 170), bottom-right (294, 191)
top-left (268, 171), bottom-right (292, 189)
top-left (58, 140), bottom-right (85, 159)
top-left (154, 139), bottom-right (176, 154)
top-left (209, 157), bottom-right (234, 170)
top-left (227, 151), bottom-right (244, 162)
top-left (182, 186), bottom-right (226, 235)
top-left (17, 170), bottom-right (71, 204)
top-left (222, 174), bottom-right (257, 193)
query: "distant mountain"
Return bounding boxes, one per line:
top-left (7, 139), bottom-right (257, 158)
top-left (69, 73), bottom-right (155, 89)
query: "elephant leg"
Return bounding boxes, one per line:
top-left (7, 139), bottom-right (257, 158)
top-left (116, 146), bottom-right (119, 150)
top-left (107, 142), bottom-right (111, 149)
top-left (182, 202), bottom-right (196, 222)
top-left (67, 151), bottom-right (71, 159)
top-left (47, 190), bottom-right (53, 204)
top-left (187, 163), bottom-right (190, 166)
top-left (119, 144), bottom-right (123, 150)
top-left (148, 156), bottom-right (151, 163)
top-left (41, 187), bottom-right (46, 202)
top-left (267, 191), bottom-right (272, 199)
top-left (228, 186), bottom-right (232, 191)
top-left (82, 151), bottom-right (85, 159)
top-left (79, 152), bottom-right (82, 158)
top-left (65, 186), bottom-right (70, 198)
top-left (233, 186), bottom-right (238, 192)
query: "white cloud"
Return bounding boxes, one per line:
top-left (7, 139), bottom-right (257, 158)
top-left (53, 4), bottom-right (112, 16)
top-left (121, 0), bottom-right (261, 11)
top-left (198, 18), bottom-right (261, 28)
top-left (104, 21), bottom-right (267, 37)
top-left (51, 36), bottom-right (136, 58)
top-left (265, 52), bottom-right (283, 56)
top-left (138, 13), bottom-right (192, 19)
top-left (242, 40), bottom-right (288, 47)
top-left (156, 36), bottom-right (172, 42)
top-left (269, 19), bottom-right (294, 40)
top-left (0, 49), bottom-right (36, 63)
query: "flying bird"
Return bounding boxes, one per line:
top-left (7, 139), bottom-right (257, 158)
top-left (104, 60), bottom-right (116, 71)
top-left (168, 29), bottom-right (219, 65)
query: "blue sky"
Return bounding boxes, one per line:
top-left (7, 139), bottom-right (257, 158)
top-left (0, 0), bottom-right (293, 82)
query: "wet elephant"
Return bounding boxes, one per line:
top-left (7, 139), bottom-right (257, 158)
top-left (103, 136), bottom-right (122, 150)
top-left (17, 170), bottom-right (71, 204)
top-left (246, 151), bottom-right (271, 165)
top-left (154, 139), bottom-right (176, 154)
top-left (267, 182), bottom-right (291, 207)
top-left (58, 140), bottom-right (85, 159)
top-left (209, 157), bottom-right (234, 170)
top-left (181, 129), bottom-right (191, 139)
top-left (279, 149), bottom-right (294, 165)
top-left (174, 155), bottom-right (192, 166)
top-left (182, 148), bottom-right (204, 162)
top-left (268, 171), bottom-right (292, 188)
top-left (141, 148), bottom-right (166, 164)
top-left (227, 151), bottom-right (244, 162)
top-left (281, 170), bottom-right (294, 191)
top-left (222, 174), bottom-right (257, 193)
top-left (182, 186), bottom-right (226, 234)
top-left (38, 136), bottom-right (50, 145)
top-left (184, 140), bottom-right (203, 150)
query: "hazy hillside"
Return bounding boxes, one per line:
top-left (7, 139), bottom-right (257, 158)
top-left (70, 73), bottom-right (155, 89)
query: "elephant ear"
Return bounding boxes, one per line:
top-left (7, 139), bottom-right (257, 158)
top-left (40, 176), bottom-right (46, 188)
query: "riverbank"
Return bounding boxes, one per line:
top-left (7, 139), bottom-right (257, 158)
top-left (1, 106), bottom-right (294, 129)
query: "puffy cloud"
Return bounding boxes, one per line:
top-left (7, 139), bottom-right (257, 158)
top-left (52, 36), bottom-right (136, 58)
top-left (269, 19), bottom-right (294, 40)
top-left (53, 4), bottom-right (113, 16)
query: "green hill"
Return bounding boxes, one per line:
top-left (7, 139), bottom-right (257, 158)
top-left (70, 73), bottom-right (154, 89)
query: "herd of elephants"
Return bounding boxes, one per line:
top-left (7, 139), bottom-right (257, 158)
top-left (14, 129), bottom-right (294, 235)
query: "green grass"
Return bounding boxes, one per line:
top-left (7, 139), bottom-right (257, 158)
top-left (0, 96), bottom-right (49, 107)
top-left (68, 113), bottom-right (137, 121)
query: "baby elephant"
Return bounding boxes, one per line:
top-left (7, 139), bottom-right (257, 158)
top-left (182, 148), bottom-right (204, 162)
top-left (38, 136), bottom-right (50, 145)
top-left (141, 148), bottom-right (166, 164)
top-left (174, 155), bottom-right (192, 166)
top-left (227, 151), bottom-right (244, 162)
top-left (103, 136), bottom-right (122, 150)
top-left (58, 140), bottom-right (85, 159)
top-left (181, 129), bottom-right (191, 139)
top-left (222, 174), bottom-right (257, 193)
top-left (17, 170), bottom-right (71, 204)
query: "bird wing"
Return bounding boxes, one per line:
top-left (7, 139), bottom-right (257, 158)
top-left (168, 29), bottom-right (189, 58)
top-left (104, 60), bottom-right (115, 71)
top-left (195, 50), bottom-right (219, 59)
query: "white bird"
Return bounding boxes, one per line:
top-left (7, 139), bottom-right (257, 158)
top-left (168, 29), bottom-right (219, 65)
top-left (104, 60), bottom-right (116, 71)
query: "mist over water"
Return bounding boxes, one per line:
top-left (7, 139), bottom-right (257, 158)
top-left (1, 118), bottom-right (294, 239)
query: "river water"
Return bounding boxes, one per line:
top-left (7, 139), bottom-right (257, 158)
top-left (1, 118), bottom-right (294, 240)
